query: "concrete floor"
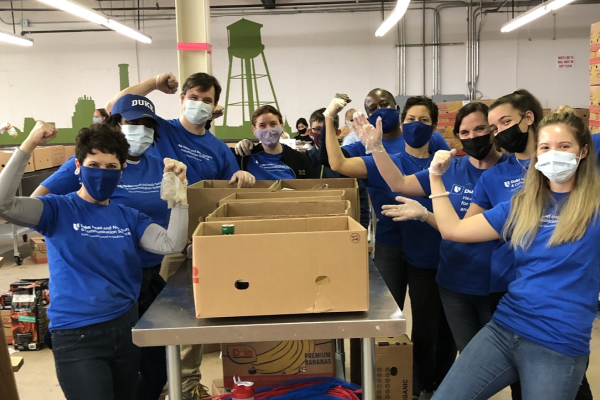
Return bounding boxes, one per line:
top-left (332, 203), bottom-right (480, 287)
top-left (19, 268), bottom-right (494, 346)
top-left (1, 237), bottom-right (598, 400)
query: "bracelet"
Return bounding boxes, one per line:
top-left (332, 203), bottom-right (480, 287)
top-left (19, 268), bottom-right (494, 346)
top-left (429, 191), bottom-right (450, 199)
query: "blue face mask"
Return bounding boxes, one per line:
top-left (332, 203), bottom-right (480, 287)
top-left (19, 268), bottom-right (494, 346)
top-left (80, 165), bottom-right (121, 202)
top-left (367, 108), bottom-right (400, 133)
top-left (402, 121), bottom-right (434, 148)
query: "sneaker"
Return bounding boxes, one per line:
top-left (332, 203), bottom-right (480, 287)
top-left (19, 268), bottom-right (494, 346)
top-left (182, 383), bottom-right (210, 400)
top-left (418, 390), bottom-right (434, 400)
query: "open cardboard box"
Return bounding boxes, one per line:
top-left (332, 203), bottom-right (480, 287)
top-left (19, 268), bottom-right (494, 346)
top-left (218, 190), bottom-right (345, 207)
top-left (206, 200), bottom-right (351, 222)
top-left (279, 179), bottom-right (360, 221)
top-left (192, 216), bottom-right (369, 318)
top-left (186, 180), bottom-right (279, 238)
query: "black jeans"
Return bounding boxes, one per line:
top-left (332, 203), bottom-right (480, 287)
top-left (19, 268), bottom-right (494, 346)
top-left (407, 263), bottom-right (457, 392)
top-left (137, 264), bottom-right (167, 400)
top-left (373, 242), bottom-right (408, 310)
top-left (439, 286), bottom-right (492, 352)
top-left (489, 292), bottom-right (593, 400)
top-left (52, 303), bottom-right (140, 400)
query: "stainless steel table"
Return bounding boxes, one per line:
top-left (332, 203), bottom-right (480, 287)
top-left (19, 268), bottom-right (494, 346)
top-left (133, 260), bottom-right (405, 400)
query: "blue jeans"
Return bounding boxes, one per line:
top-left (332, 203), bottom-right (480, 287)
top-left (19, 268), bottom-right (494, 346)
top-left (439, 286), bottom-right (492, 352)
top-left (432, 321), bottom-right (588, 400)
top-left (373, 242), bottom-right (408, 310)
top-left (52, 303), bottom-right (140, 400)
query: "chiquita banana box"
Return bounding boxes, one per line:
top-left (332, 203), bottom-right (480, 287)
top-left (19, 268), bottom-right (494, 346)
top-left (222, 340), bottom-right (336, 390)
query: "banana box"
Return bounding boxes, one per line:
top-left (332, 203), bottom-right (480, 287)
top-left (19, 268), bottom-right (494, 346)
top-left (222, 340), bottom-right (336, 390)
top-left (436, 101), bottom-right (464, 115)
top-left (591, 57), bottom-right (600, 86)
top-left (192, 216), bottom-right (369, 318)
top-left (591, 86), bottom-right (600, 107)
top-left (592, 21), bottom-right (600, 46)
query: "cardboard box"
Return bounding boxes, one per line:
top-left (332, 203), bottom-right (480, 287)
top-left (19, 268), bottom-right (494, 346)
top-left (212, 379), bottom-right (225, 396)
top-left (30, 237), bottom-right (47, 264)
top-left (591, 86), bottom-right (600, 107)
top-left (206, 200), bottom-right (351, 222)
top-left (0, 149), bottom-right (35, 173)
top-left (187, 180), bottom-right (279, 239)
top-left (32, 147), bottom-right (53, 170)
top-left (591, 57), bottom-right (600, 86)
top-left (10, 279), bottom-right (49, 351)
top-left (47, 145), bottom-right (65, 167)
top-left (436, 101), bottom-right (464, 115)
top-left (64, 145), bottom-right (76, 160)
top-left (375, 335), bottom-right (413, 400)
top-left (222, 340), bottom-right (336, 390)
top-left (1, 308), bottom-right (12, 345)
top-left (592, 21), bottom-right (600, 46)
top-left (278, 178), bottom-right (360, 222)
top-left (218, 190), bottom-right (345, 207)
top-left (592, 127), bottom-right (600, 134)
top-left (192, 216), bottom-right (369, 318)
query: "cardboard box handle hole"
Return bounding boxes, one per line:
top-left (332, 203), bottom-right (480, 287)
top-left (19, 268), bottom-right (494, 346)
top-left (235, 280), bottom-right (249, 290)
top-left (315, 276), bottom-right (330, 285)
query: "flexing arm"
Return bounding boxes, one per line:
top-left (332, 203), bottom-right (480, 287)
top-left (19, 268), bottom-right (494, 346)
top-left (464, 203), bottom-right (487, 218)
top-left (0, 121), bottom-right (58, 226)
top-left (325, 115), bottom-right (368, 179)
top-left (105, 72), bottom-right (178, 112)
top-left (139, 203), bottom-right (188, 254)
top-left (31, 185), bottom-right (51, 197)
top-left (429, 150), bottom-right (499, 242)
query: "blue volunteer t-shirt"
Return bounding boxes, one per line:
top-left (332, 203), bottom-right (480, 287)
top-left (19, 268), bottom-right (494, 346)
top-left (245, 149), bottom-right (296, 180)
top-left (41, 156), bottom-right (81, 194)
top-left (483, 194), bottom-right (600, 357)
top-left (364, 153), bottom-right (441, 269)
top-left (110, 154), bottom-right (170, 268)
top-left (35, 193), bottom-right (152, 330)
top-left (147, 117), bottom-right (239, 185)
top-left (415, 154), bottom-right (508, 295)
top-left (472, 155), bottom-right (530, 293)
top-left (39, 154), bottom-right (169, 269)
top-left (344, 132), bottom-right (448, 248)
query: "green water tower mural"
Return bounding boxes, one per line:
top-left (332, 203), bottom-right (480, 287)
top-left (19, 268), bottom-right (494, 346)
top-left (219, 18), bottom-right (290, 140)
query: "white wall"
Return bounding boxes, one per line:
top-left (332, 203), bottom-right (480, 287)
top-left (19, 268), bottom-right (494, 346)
top-left (0, 3), bottom-right (598, 133)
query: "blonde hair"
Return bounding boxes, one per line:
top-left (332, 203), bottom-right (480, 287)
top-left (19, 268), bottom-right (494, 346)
top-left (503, 105), bottom-right (600, 249)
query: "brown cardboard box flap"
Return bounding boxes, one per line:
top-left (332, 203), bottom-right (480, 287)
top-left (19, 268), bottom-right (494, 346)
top-left (206, 200), bottom-right (351, 222)
top-left (192, 216), bottom-right (368, 318)
top-left (218, 190), bottom-right (345, 206)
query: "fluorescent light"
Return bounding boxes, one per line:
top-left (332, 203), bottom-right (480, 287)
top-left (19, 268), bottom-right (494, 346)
top-left (103, 19), bottom-right (152, 44)
top-left (501, 0), bottom-right (576, 33)
top-left (38, 0), bottom-right (107, 25)
top-left (0, 31), bottom-right (33, 46)
top-left (375, 0), bottom-right (411, 37)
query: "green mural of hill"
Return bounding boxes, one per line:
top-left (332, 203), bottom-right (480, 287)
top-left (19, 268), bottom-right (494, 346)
top-left (0, 95), bottom-right (95, 146)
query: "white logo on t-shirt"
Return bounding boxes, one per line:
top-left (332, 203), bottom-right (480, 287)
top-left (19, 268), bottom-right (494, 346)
top-left (73, 223), bottom-right (80, 231)
top-left (73, 224), bottom-right (132, 239)
top-left (452, 184), bottom-right (464, 194)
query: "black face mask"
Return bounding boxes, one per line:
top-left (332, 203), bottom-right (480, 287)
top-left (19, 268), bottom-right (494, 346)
top-left (460, 134), bottom-right (494, 160)
top-left (495, 116), bottom-right (529, 153)
top-left (298, 128), bottom-right (307, 135)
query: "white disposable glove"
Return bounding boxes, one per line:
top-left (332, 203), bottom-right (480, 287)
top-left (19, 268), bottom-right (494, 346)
top-left (353, 112), bottom-right (384, 154)
top-left (429, 149), bottom-right (457, 176)
top-left (281, 132), bottom-right (290, 139)
top-left (235, 139), bottom-right (254, 156)
top-left (161, 158), bottom-right (188, 208)
top-left (324, 94), bottom-right (351, 118)
top-left (382, 196), bottom-right (429, 222)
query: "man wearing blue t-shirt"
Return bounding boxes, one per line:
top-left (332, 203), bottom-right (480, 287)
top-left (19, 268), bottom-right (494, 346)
top-left (106, 72), bottom-right (255, 188)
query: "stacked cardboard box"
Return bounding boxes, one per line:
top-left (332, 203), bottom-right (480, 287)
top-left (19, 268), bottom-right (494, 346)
top-left (435, 100), bottom-right (495, 151)
top-left (30, 237), bottom-right (47, 264)
top-left (9, 279), bottom-right (49, 351)
top-left (375, 335), bottom-right (413, 400)
top-left (591, 21), bottom-right (600, 134)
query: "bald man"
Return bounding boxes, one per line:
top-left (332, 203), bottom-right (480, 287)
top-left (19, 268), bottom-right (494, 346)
top-left (342, 108), bottom-right (361, 146)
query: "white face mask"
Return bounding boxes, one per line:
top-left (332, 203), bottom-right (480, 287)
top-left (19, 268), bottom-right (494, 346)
top-left (92, 117), bottom-right (103, 124)
top-left (121, 124), bottom-right (154, 156)
top-left (183, 100), bottom-right (213, 126)
top-left (345, 120), bottom-right (354, 131)
top-left (535, 150), bottom-right (581, 184)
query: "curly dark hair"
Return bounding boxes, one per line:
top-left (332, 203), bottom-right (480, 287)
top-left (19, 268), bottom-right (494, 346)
top-left (76, 124), bottom-right (129, 166)
top-left (401, 96), bottom-right (439, 126)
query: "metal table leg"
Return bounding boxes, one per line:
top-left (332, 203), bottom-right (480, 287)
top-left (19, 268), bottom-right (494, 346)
top-left (167, 345), bottom-right (182, 400)
top-left (361, 338), bottom-right (376, 400)
top-left (335, 339), bottom-right (346, 380)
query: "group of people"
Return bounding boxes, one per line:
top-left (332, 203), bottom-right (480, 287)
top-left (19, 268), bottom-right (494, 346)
top-left (0, 68), bottom-right (597, 400)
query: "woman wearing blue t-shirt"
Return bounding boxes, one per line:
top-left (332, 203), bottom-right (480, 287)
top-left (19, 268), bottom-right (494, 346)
top-left (0, 121), bottom-right (188, 400)
top-left (428, 108), bottom-right (597, 400)
top-left (362, 103), bottom-right (507, 354)
top-left (324, 95), bottom-right (455, 400)
top-left (232, 105), bottom-right (314, 180)
top-left (31, 94), bottom-right (173, 400)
